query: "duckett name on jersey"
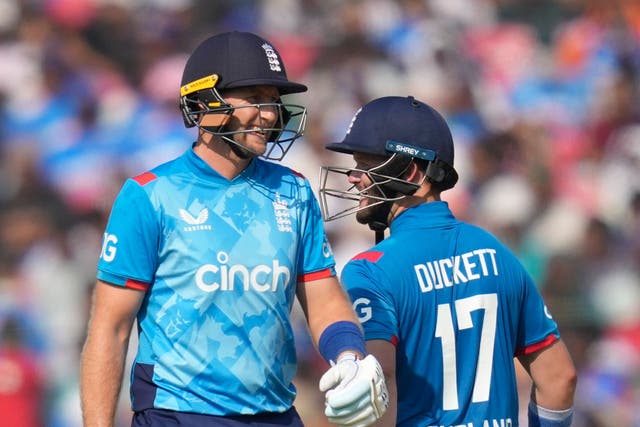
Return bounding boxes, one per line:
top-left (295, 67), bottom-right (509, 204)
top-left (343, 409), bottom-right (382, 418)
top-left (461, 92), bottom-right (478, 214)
top-left (414, 248), bottom-right (499, 293)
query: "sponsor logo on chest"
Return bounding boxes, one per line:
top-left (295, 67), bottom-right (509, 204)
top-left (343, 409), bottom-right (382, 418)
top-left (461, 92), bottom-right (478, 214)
top-left (179, 208), bottom-right (212, 232)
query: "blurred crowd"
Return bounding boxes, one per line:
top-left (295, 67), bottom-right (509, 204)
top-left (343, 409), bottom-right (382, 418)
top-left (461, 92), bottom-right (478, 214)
top-left (0, 0), bottom-right (639, 426)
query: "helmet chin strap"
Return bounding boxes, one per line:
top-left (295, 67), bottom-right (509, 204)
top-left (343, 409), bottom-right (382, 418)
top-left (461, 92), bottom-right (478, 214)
top-left (366, 161), bottom-right (421, 244)
top-left (223, 135), bottom-right (256, 159)
top-left (366, 198), bottom-right (395, 244)
top-left (201, 126), bottom-right (261, 159)
top-left (368, 209), bottom-right (392, 244)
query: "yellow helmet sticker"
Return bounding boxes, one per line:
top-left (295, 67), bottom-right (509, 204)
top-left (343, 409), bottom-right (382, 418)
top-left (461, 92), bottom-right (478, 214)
top-left (180, 74), bottom-right (219, 97)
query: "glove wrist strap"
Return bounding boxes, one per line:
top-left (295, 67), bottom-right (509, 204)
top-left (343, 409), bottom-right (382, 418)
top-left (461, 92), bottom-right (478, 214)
top-left (528, 402), bottom-right (574, 427)
top-left (318, 320), bottom-right (366, 363)
top-left (336, 351), bottom-right (359, 364)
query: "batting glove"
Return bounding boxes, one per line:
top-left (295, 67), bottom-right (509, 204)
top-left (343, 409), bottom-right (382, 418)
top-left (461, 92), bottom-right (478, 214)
top-left (319, 352), bottom-right (389, 427)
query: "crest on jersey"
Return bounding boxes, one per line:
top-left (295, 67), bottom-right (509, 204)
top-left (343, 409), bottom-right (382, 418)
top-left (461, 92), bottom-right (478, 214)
top-left (272, 193), bottom-right (292, 233)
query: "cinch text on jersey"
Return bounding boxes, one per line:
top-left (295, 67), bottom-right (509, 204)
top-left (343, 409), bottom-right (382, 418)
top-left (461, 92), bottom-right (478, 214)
top-left (195, 251), bottom-right (291, 293)
top-left (414, 248), bottom-right (498, 293)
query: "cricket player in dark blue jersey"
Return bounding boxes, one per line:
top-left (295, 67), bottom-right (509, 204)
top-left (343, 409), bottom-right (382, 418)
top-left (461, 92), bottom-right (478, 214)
top-left (318, 96), bottom-right (576, 427)
top-left (80, 31), bottom-right (387, 427)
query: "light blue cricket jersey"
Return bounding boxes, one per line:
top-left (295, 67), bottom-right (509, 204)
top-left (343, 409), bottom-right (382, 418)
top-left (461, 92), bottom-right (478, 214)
top-left (341, 202), bottom-right (559, 427)
top-left (96, 147), bottom-right (336, 415)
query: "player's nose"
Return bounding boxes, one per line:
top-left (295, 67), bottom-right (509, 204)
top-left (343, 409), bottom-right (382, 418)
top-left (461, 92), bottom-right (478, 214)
top-left (347, 170), bottom-right (362, 184)
top-left (258, 104), bottom-right (278, 125)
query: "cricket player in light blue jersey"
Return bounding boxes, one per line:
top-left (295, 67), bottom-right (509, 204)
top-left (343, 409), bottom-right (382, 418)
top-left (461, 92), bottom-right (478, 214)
top-left (80, 31), bottom-right (388, 427)
top-left (319, 96), bottom-right (577, 427)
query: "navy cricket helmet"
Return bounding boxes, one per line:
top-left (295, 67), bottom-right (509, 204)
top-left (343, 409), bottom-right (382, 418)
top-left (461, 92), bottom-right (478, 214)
top-left (326, 95), bottom-right (458, 187)
top-left (179, 31), bottom-right (308, 161)
top-left (180, 31), bottom-right (307, 95)
top-left (319, 96), bottom-right (458, 229)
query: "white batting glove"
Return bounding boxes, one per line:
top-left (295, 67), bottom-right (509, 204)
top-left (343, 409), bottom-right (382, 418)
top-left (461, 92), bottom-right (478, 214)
top-left (319, 352), bottom-right (389, 427)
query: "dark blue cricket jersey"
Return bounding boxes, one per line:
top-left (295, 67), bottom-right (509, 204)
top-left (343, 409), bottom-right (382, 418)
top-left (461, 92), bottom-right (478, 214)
top-left (340, 201), bottom-right (559, 427)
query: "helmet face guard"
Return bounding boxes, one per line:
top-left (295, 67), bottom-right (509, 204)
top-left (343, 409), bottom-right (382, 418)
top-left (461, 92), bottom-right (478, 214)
top-left (180, 74), bottom-right (307, 161)
top-left (318, 154), bottom-right (421, 223)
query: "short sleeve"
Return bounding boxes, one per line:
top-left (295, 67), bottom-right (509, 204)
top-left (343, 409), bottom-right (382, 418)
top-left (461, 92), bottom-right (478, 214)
top-left (96, 178), bottom-right (160, 287)
top-left (341, 259), bottom-right (398, 343)
top-left (515, 272), bottom-right (560, 355)
top-left (297, 180), bottom-right (336, 281)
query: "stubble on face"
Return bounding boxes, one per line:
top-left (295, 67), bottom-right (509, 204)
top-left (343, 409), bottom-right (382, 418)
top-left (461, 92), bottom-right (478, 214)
top-left (222, 86), bottom-right (280, 158)
top-left (354, 184), bottom-right (384, 225)
top-left (225, 115), bottom-right (269, 157)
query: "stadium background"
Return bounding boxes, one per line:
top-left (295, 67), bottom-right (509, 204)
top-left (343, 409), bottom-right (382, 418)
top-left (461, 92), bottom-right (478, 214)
top-left (0, 0), bottom-right (639, 426)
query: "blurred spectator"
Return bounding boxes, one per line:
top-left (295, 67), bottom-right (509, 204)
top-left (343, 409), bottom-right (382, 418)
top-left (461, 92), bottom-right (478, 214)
top-left (0, 315), bottom-right (45, 427)
top-left (1, 0), bottom-right (639, 425)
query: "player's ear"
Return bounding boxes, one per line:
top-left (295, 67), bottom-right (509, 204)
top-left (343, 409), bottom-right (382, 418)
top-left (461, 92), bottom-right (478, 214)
top-left (404, 160), bottom-right (423, 184)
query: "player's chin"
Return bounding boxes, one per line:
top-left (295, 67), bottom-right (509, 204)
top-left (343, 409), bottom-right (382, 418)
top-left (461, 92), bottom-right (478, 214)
top-left (244, 137), bottom-right (269, 156)
top-left (355, 205), bottom-right (375, 225)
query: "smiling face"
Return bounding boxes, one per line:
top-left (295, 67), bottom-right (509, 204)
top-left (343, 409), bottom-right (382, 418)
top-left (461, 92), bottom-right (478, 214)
top-left (200, 85), bottom-right (281, 158)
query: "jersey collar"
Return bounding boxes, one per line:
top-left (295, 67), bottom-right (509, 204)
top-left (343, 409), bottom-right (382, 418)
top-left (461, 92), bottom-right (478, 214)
top-left (390, 201), bottom-right (456, 233)
top-left (184, 146), bottom-right (257, 182)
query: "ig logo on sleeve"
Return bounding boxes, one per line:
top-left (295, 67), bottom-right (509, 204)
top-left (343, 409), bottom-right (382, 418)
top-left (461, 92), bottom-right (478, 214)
top-left (353, 297), bottom-right (372, 323)
top-left (100, 233), bottom-right (118, 262)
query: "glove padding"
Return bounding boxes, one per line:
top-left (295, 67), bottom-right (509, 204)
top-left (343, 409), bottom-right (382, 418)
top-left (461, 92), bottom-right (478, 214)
top-left (319, 353), bottom-right (389, 427)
